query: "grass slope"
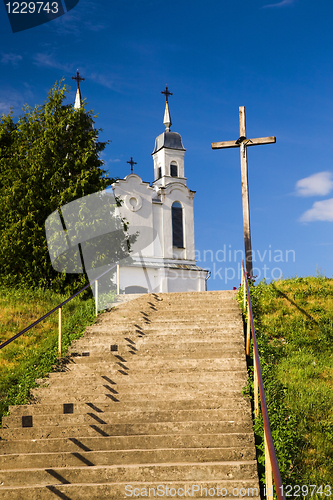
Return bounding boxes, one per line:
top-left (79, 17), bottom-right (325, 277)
top-left (240, 276), bottom-right (333, 494)
top-left (0, 287), bottom-right (96, 425)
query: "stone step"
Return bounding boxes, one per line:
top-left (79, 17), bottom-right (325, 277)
top-left (0, 420), bottom-right (253, 440)
top-left (72, 338), bottom-right (244, 352)
top-left (69, 343), bottom-right (246, 354)
top-left (0, 432), bottom-right (254, 455)
top-left (99, 301), bottom-right (239, 309)
top-left (71, 329), bottom-right (245, 341)
top-left (0, 481), bottom-right (260, 500)
top-left (49, 362), bottom-right (247, 379)
top-left (2, 408), bottom-right (250, 429)
top-left (77, 329), bottom-right (243, 339)
top-left (38, 371), bottom-right (247, 388)
top-left (49, 366), bottom-right (247, 379)
top-left (61, 357), bottom-right (247, 371)
top-left (0, 446), bottom-right (256, 470)
top-left (23, 391), bottom-right (247, 406)
top-left (0, 461), bottom-right (258, 488)
top-left (30, 380), bottom-right (248, 401)
top-left (7, 396), bottom-right (250, 416)
top-left (97, 318), bottom-right (243, 326)
top-left (68, 347), bottom-right (247, 361)
top-left (127, 308), bottom-right (241, 316)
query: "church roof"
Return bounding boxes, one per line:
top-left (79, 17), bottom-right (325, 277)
top-left (152, 131), bottom-right (186, 154)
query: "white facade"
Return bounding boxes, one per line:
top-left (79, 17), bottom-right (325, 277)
top-left (112, 103), bottom-right (208, 294)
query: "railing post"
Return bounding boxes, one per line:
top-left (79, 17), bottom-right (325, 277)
top-left (264, 430), bottom-right (274, 500)
top-left (253, 350), bottom-right (259, 418)
top-left (117, 263), bottom-right (120, 295)
top-left (58, 307), bottom-right (62, 358)
top-left (95, 279), bottom-right (98, 317)
top-left (246, 302), bottom-right (251, 356)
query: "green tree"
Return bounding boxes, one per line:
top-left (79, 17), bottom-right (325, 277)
top-left (0, 81), bottom-right (117, 293)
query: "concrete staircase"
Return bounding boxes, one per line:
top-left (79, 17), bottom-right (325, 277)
top-left (0, 291), bottom-right (260, 499)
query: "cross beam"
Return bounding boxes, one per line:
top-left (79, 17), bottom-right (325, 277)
top-left (161, 85), bottom-right (173, 103)
top-left (72, 70), bottom-right (85, 90)
top-left (127, 157), bottom-right (137, 174)
top-left (211, 106), bottom-right (276, 277)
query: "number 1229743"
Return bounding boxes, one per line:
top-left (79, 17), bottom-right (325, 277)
top-left (280, 485), bottom-right (331, 497)
top-left (5, 2), bottom-right (59, 14)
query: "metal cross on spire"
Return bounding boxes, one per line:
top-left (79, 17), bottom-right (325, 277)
top-left (72, 70), bottom-right (85, 90)
top-left (161, 85), bottom-right (173, 132)
top-left (161, 85), bottom-right (173, 103)
top-left (127, 157), bottom-right (137, 174)
top-left (211, 106), bottom-right (276, 277)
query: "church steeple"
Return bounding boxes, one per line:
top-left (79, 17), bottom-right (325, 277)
top-left (152, 87), bottom-right (186, 186)
top-left (72, 70), bottom-right (85, 109)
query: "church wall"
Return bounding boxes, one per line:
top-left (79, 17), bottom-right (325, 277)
top-left (153, 149), bottom-right (186, 183)
top-left (113, 175), bottom-right (156, 258)
top-left (166, 269), bottom-right (207, 293)
top-left (152, 201), bottom-right (164, 258)
top-left (118, 266), bottom-right (161, 294)
top-left (162, 184), bottom-right (196, 261)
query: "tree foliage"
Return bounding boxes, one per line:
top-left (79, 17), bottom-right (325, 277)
top-left (0, 81), bottom-right (115, 292)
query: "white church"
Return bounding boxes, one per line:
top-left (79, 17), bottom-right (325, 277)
top-left (67, 75), bottom-right (209, 295)
top-left (112, 88), bottom-right (209, 294)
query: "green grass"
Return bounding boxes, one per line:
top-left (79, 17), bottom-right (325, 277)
top-left (0, 286), bottom-right (96, 425)
top-left (239, 276), bottom-right (333, 496)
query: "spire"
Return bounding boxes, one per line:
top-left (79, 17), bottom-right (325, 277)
top-left (161, 85), bottom-right (173, 132)
top-left (72, 70), bottom-right (85, 110)
top-left (163, 101), bottom-right (172, 132)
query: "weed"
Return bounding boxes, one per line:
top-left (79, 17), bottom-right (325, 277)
top-left (238, 276), bottom-right (333, 493)
top-left (0, 286), bottom-right (95, 425)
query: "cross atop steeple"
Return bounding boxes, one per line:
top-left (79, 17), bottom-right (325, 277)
top-left (72, 70), bottom-right (85, 109)
top-left (161, 85), bottom-right (173, 103)
top-left (72, 70), bottom-right (85, 90)
top-left (127, 157), bottom-right (137, 174)
top-left (161, 85), bottom-right (172, 132)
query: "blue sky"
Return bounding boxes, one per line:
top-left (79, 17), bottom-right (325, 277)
top-left (1, 0), bottom-right (332, 290)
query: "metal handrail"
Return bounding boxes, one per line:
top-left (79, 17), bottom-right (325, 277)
top-left (241, 260), bottom-right (286, 500)
top-left (0, 262), bottom-right (119, 353)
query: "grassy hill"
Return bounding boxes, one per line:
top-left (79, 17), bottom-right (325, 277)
top-left (241, 276), bottom-right (333, 491)
top-left (0, 287), bottom-right (96, 424)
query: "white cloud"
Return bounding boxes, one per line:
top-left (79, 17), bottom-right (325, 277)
top-left (295, 171), bottom-right (333, 197)
top-left (0, 87), bottom-right (31, 115)
top-left (300, 198), bottom-right (333, 222)
top-left (47, 1), bottom-right (106, 36)
top-left (263, 0), bottom-right (296, 8)
top-left (33, 53), bottom-right (73, 73)
top-left (0, 102), bottom-right (11, 114)
top-left (1, 53), bottom-right (23, 65)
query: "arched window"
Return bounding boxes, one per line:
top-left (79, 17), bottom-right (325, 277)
top-left (157, 167), bottom-right (162, 179)
top-left (170, 162), bottom-right (178, 177)
top-left (172, 202), bottom-right (184, 248)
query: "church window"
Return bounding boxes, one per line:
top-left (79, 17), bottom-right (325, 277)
top-left (170, 162), bottom-right (178, 177)
top-left (157, 167), bottom-right (162, 179)
top-left (172, 202), bottom-right (184, 248)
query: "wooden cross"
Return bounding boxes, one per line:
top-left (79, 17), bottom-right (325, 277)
top-left (211, 106), bottom-right (276, 277)
top-left (161, 85), bottom-right (173, 103)
top-left (127, 157), bottom-right (137, 174)
top-left (72, 70), bottom-right (85, 90)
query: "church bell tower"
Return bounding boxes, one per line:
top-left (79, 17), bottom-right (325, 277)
top-left (152, 86), bottom-right (187, 187)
